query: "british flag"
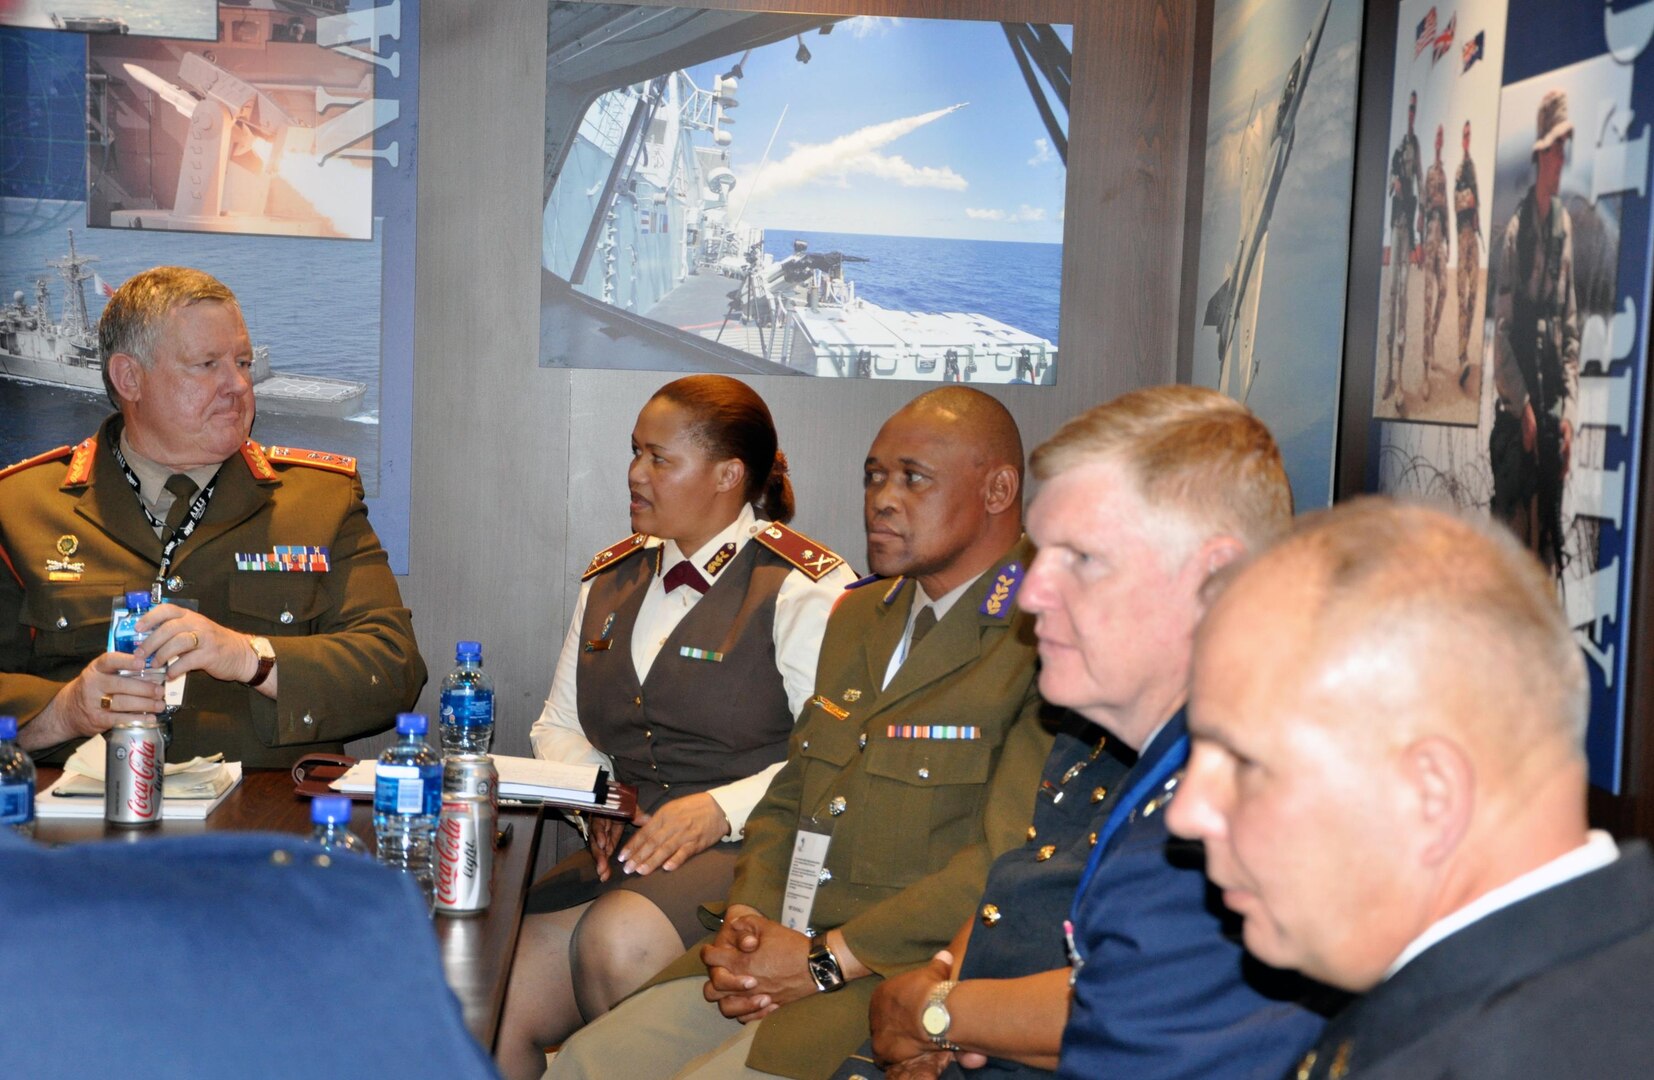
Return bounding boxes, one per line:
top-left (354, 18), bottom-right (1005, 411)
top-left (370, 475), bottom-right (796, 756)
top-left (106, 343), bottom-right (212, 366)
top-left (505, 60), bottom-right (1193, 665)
top-left (1432, 15), bottom-right (1457, 63)
top-left (1415, 7), bottom-right (1438, 58)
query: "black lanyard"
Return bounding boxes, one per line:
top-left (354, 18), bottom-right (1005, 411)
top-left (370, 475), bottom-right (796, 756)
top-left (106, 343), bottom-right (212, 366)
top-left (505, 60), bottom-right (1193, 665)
top-left (111, 439), bottom-right (221, 590)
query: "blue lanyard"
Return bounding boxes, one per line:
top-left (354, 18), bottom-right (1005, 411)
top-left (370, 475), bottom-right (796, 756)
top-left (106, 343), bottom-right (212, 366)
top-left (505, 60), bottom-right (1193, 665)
top-left (1064, 727), bottom-right (1189, 976)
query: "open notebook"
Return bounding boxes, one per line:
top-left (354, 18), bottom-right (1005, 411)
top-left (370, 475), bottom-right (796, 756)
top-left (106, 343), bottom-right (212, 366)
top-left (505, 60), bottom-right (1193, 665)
top-left (38, 734), bottom-right (243, 821)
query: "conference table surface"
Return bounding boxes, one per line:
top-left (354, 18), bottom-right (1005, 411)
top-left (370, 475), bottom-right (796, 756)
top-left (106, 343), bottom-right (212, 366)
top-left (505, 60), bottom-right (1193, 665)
top-left (33, 766), bottom-right (544, 1051)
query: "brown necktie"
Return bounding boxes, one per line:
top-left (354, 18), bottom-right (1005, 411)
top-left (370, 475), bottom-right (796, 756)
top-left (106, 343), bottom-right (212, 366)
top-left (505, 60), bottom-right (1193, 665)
top-left (163, 474), bottom-right (199, 535)
top-left (910, 605), bottom-right (938, 648)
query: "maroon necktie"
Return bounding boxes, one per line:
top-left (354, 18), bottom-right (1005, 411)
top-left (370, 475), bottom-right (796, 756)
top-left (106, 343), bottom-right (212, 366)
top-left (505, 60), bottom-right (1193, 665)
top-left (662, 560), bottom-right (710, 595)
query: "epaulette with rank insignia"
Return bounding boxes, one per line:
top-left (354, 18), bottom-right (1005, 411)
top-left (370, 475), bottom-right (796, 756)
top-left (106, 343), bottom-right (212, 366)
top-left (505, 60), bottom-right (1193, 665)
top-left (0, 443), bottom-right (73, 485)
top-left (264, 444), bottom-right (358, 477)
top-left (754, 522), bottom-right (844, 581)
top-left (582, 534), bottom-right (648, 580)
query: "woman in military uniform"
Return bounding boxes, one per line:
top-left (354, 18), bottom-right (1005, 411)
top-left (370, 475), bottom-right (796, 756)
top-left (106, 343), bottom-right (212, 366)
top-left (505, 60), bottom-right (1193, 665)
top-left (496, 375), bottom-right (853, 1080)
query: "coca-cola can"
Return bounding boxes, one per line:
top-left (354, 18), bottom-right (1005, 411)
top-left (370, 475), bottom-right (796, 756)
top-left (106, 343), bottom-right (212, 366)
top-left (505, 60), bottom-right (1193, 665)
top-left (443, 753), bottom-right (497, 811)
top-left (434, 794), bottom-right (493, 916)
top-left (106, 719), bottom-right (165, 827)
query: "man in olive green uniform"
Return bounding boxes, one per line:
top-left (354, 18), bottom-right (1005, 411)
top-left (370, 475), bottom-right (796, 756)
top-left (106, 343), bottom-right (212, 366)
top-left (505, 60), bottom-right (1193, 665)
top-left (1421, 124), bottom-right (1450, 394)
top-left (1456, 119), bottom-right (1483, 386)
top-left (1491, 90), bottom-right (1580, 575)
top-left (549, 388), bottom-right (1052, 1080)
top-left (0, 266), bottom-right (424, 765)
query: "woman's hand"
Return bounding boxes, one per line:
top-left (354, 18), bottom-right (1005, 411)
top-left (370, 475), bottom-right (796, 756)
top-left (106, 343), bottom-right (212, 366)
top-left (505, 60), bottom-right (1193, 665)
top-left (588, 814), bottom-right (627, 882)
top-left (618, 792), bottom-right (730, 875)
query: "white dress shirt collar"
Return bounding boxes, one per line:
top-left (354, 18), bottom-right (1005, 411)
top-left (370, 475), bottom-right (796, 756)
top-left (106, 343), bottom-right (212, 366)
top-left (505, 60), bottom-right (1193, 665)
top-left (1386, 829), bottom-right (1620, 978)
top-left (658, 503), bottom-right (759, 580)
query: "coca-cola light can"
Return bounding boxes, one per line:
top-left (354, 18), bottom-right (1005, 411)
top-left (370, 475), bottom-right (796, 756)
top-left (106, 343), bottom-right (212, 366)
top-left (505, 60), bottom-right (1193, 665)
top-left (443, 753), bottom-right (498, 812)
top-left (434, 794), bottom-right (493, 916)
top-left (106, 719), bottom-right (164, 827)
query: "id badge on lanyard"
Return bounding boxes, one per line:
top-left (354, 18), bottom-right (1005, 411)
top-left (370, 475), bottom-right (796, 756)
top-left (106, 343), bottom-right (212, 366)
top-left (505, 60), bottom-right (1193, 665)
top-left (781, 817), bottom-right (833, 933)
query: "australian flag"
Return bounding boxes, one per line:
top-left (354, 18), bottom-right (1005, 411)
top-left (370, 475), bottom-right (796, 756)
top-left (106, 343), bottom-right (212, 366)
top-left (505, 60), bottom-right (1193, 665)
top-left (1432, 15), bottom-right (1456, 63)
top-left (1415, 7), bottom-right (1438, 58)
top-left (1463, 30), bottom-right (1485, 72)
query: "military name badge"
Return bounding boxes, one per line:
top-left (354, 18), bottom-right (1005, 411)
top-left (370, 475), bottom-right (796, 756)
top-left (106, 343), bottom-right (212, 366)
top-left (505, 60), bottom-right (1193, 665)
top-left (980, 561), bottom-right (1024, 617)
top-left (585, 611), bottom-right (617, 651)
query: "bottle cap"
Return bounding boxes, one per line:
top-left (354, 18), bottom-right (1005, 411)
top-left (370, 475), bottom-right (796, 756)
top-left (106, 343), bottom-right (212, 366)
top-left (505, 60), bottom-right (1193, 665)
top-left (0, 716), bottom-right (16, 740)
top-left (456, 640), bottom-right (482, 661)
top-left (125, 590), bottom-right (152, 610)
top-left (395, 712), bottom-right (428, 736)
top-left (311, 795), bottom-right (353, 824)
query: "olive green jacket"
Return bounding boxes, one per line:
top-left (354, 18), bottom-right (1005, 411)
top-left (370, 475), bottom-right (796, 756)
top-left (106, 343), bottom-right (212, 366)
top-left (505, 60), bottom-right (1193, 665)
top-left (651, 537), bottom-right (1053, 1079)
top-left (0, 417), bottom-right (425, 765)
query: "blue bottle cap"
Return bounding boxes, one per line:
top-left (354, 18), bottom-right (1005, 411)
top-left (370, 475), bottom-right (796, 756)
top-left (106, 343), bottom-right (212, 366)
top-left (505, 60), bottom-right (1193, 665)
top-left (456, 640), bottom-right (482, 661)
top-left (125, 590), bottom-right (152, 610)
top-left (395, 712), bottom-right (428, 736)
top-left (0, 716), bottom-right (16, 740)
top-left (311, 795), bottom-right (353, 824)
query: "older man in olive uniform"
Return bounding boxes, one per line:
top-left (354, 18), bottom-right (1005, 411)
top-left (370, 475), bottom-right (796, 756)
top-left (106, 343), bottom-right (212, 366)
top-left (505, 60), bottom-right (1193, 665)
top-left (1491, 89), bottom-right (1580, 575)
top-left (1455, 119), bottom-right (1483, 386)
top-left (548, 387), bottom-right (1052, 1080)
top-left (0, 266), bottom-right (424, 765)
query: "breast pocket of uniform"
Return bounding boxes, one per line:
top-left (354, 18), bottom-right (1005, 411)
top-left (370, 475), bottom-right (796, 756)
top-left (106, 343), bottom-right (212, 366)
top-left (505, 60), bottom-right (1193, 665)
top-left (228, 573), bottom-right (329, 636)
top-left (853, 739), bottom-right (993, 889)
top-left (19, 581), bottom-right (123, 660)
top-left (797, 729), bottom-right (858, 822)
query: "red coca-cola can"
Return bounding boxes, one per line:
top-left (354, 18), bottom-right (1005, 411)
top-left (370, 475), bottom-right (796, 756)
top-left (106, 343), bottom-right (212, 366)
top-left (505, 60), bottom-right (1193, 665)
top-left (434, 794), bottom-right (493, 916)
top-left (443, 753), bottom-right (498, 812)
top-left (106, 719), bottom-right (165, 827)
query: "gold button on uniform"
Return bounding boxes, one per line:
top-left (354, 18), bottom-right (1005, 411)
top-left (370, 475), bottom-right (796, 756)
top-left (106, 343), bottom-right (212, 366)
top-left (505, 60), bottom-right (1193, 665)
top-left (1035, 845), bottom-right (1056, 862)
top-left (1025, 825), bottom-right (1037, 841)
top-left (1089, 832), bottom-right (1098, 846)
top-left (980, 903), bottom-right (1001, 927)
top-left (828, 795), bottom-right (848, 816)
top-left (917, 767), bottom-right (930, 780)
top-left (1091, 786), bottom-right (1108, 804)
top-left (633, 695), bottom-right (642, 706)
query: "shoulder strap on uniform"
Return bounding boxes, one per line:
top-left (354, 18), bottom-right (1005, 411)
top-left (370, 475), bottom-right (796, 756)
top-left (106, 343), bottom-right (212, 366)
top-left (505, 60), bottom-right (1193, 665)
top-left (753, 522), bottom-right (844, 581)
top-left (0, 443), bottom-right (74, 485)
top-left (263, 444), bottom-right (358, 477)
top-left (240, 440), bottom-right (276, 481)
top-left (582, 534), bottom-right (649, 580)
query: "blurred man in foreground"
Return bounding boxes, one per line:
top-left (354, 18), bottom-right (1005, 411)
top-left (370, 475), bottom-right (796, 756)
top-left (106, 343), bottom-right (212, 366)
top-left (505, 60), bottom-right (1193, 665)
top-left (1170, 498), bottom-right (1654, 1077)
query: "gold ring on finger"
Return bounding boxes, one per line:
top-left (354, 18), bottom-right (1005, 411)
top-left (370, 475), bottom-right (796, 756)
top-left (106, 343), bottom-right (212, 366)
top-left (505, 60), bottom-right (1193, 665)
top-left (100, 693), bottom-right (113, 710)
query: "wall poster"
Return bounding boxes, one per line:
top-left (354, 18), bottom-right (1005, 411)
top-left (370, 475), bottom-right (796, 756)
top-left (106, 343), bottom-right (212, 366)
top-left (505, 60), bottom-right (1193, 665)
top-left (1360, 0), bottom-right (1654, 792)
top-left (539, 4), bottom-right (1070, 385)
top-left (0, 0), bottom-right (417, 570)
top-left (1188, 0), bottom-right (1364, 509)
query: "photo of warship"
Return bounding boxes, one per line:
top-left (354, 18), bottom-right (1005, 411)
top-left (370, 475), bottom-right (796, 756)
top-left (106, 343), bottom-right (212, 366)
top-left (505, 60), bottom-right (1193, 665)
top-left (540, 5), bottom-right (1067, 384)
top-left (0, 229), bottom-right (368, 418)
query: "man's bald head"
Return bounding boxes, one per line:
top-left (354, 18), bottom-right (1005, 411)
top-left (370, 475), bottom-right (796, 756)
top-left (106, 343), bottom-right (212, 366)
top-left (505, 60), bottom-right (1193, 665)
top-left (1170, 497), bottom-right (1589, 991)
top-left (899, 386), bottom-right (1025, 482)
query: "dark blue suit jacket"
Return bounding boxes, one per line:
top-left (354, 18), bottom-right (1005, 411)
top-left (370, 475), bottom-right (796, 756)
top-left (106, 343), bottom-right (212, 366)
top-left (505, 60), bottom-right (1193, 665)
top-left (0, 828), bottom-right (499, 1079)
top-left (1058, 712), bottom-right (1329, 1080)
top-left (1297, 841), bottom-right (1654, 1078)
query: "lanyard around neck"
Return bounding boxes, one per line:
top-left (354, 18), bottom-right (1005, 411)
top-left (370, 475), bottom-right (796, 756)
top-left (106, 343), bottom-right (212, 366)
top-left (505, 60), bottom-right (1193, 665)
top-left (111, 439), bottom-right (221, 590)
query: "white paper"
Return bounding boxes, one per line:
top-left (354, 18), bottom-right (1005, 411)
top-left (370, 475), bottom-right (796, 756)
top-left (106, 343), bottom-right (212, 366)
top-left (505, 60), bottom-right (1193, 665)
top-left (781, 827), bottom-right (832, 933)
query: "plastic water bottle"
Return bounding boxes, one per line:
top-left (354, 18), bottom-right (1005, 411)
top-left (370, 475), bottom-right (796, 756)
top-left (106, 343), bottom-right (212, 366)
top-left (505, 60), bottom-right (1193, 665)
top-left (111, 590), bottom-right (154, 667)
top-left (0, 716), bottom-right (35, 839)
top-left (310, 795), bottom-right (367, 856)
top-left (439, 640), bottom-right (495, 754)
top-left (374, 713), bottom-right (441, 910)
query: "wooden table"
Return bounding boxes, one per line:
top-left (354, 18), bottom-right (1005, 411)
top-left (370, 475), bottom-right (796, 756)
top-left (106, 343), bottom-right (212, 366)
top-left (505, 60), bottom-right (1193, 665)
top-left (33, 767), bottom-right (543, 1051)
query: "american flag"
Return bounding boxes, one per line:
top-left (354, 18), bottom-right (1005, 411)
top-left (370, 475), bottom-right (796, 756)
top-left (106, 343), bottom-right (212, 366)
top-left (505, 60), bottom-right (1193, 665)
top-left (1415, 7), bottom-right (1438, 59)
top-left (1432, 15), bottom-right (1457, 63)
top-left (1463, 30), bottom-right (1485, 72)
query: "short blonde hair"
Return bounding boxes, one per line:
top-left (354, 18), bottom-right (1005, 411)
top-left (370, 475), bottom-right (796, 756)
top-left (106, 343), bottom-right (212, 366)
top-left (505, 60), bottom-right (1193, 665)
top-left (98, 266), bottom-right (240, 408)
top-left (1031, 385), bottom-right (1293, 551)
top-left (1281, 497), bottom-right (1588, 752)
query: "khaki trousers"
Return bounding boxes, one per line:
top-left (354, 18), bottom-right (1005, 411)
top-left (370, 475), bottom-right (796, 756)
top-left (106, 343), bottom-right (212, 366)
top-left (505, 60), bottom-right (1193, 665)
top-left (546, 977), bottom-right (782, 1080)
